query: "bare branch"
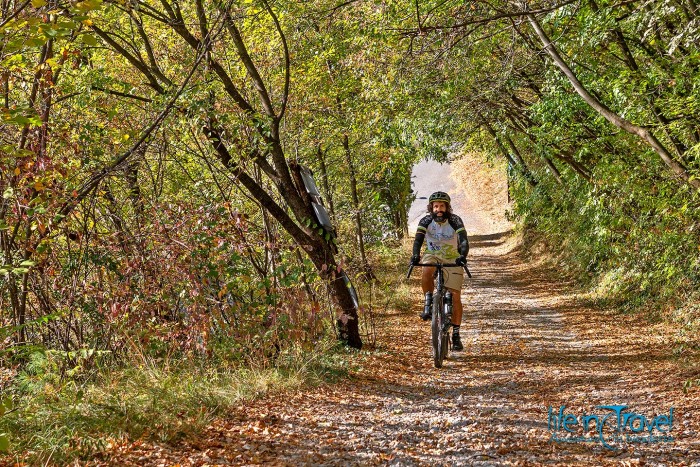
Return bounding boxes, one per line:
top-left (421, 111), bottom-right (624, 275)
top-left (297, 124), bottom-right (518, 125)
top-left (223, 12), bottom-right (276, 118)
top-left (129, 10), bottom-right (173, 87)
top-left (392, 0), bottom-right (579, 37)
top-left (91, 86), bottom-right (153, 103)
top-left (92, 26), bottom-right (166, 93)
top-left (262, 0), bottom-right (290, 122)
top-left (0, 0), bottom-right (30, 29)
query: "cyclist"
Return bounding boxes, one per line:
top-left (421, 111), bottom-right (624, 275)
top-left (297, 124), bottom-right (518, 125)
top-left (410, 191), bottom-right (469, 351)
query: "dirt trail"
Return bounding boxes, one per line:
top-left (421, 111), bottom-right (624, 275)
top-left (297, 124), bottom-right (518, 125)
top-left (102, 156), bottom-right (700, 465)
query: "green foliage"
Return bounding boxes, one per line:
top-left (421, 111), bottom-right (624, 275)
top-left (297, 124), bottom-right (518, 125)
top-left (393, 0), bottom-right (700, 335)
top-left (508, 145), bottom-right (700, 317)
top-left (0, 396), bottom-right (12, 453)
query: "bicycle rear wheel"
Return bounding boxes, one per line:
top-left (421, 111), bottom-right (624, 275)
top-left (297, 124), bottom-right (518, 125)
top-left (431, 291), bottom-right (444, 368)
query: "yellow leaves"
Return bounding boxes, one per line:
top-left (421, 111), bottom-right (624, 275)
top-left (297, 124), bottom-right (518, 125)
top-left (45, 57), bottom-right (62, 72)
top-left (112, 133), bottom-right (130, 144)
top-left (74, 0), bottom-right (103, 13)
top-left (31, 0), bottom-right (47, 7)
top-left (14, 167), bottom-right (20, 176)
top-left (3, 53), bottom-right (26, 72)
top-left (33, 181), bottom-right (45, 192)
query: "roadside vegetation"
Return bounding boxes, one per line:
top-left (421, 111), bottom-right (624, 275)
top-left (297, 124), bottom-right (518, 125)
top-left (0, 342), bottom-right (348, 464)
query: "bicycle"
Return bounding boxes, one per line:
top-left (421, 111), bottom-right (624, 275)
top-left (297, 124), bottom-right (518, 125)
top-left (406, 262), bottom-right (471, 368)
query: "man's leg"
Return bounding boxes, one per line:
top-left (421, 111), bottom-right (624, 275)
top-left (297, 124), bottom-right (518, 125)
top-left (449, 287), bottom-right (462, 326)
top-left (420, 267), bottom-right (435, 320)
top-left (421, 266), bottom-right (435, 293)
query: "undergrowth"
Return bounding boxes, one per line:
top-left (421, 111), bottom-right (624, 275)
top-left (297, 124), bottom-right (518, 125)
top-left (0, 244), bottom-right (415, 464)
top-left (510, 171), bottom-right (700, 362)
top-left (351, 238), bottom-right (416, 349)
top-left (0, 339), bottom-right (351, 465)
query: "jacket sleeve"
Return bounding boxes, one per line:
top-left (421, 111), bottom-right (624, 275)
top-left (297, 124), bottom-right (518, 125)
top-left (450, 215), bottom-right (469, 256)
top-left (412, 216), bottom-right (431, 256)
top-left (412, 233), bottom-right (425, 256)
top-left (458, 230), bottom-right (469, 257)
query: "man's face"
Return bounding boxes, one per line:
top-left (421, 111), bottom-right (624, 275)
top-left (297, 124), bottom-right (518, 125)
top-left (432, 201), bottom-right (447, 222)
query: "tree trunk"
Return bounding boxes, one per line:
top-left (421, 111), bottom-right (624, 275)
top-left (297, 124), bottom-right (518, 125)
top-left (504, 133), bottom-right (547, 184)
top-left (205, 125), bottom-right (363, 348)
top-left (482, 121), bottom-right (540, 186)
top-left (342, 134), bottom-right (374, 280)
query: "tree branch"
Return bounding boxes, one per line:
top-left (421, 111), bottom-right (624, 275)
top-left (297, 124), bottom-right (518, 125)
top-left (223, 12), bottom-right (276, 118)
top-left (0, 0), bottom-right (30, 29)
top-left (92, 26), bottom-right (166, 93)
top-left (48, 41), bottom-right (208, 237)
top-left (91, 86), bottom-right (153, 103)
top-left (526, 11), bottom-right (699, 190)
top-left (262, 0), bottom-right (290, 122)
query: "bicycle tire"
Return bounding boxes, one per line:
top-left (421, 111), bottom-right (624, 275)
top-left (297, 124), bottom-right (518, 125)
top-left (432, 290), bottom-right (444, 368)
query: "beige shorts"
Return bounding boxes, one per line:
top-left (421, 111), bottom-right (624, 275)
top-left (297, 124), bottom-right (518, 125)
top-left (421, 254), bottom-right (464, 291)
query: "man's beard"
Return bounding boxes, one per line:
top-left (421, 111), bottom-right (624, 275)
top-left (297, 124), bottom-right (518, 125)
top-left (432, 212), bottom-right (446, 222)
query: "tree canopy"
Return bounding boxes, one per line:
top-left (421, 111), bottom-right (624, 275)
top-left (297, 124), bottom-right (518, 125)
top-left (2, 0), bottom-right (699, 363)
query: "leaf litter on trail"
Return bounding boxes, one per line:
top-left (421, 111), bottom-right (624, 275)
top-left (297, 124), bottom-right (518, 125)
top-left (93, 235), bottom-right (699, 466)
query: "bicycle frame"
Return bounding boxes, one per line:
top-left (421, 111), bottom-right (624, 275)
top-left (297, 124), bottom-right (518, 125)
top-left (406, 262), bottom-right (469, 368)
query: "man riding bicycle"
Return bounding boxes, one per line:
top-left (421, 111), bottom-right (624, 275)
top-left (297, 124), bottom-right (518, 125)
top-left (410, 191), bottom-right (469, 351)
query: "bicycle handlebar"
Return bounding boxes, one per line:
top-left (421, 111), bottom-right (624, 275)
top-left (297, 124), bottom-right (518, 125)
top-left (406, 262), bottom-right (472, 279)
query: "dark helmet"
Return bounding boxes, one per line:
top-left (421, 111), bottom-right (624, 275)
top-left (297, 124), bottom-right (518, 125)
top-left (427, 191), bottom-right (452, 218)
top-left (429, 191), bottom-right (451, 204)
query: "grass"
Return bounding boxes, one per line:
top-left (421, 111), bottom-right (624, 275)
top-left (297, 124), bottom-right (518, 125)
top-left (0, 340), bottom-right (350, 465)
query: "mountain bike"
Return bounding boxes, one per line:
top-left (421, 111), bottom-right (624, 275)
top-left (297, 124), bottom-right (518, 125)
top-left (406, 262), bottom-right (471, 368)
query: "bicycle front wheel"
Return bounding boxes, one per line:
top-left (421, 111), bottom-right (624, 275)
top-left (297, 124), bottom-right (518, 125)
top-left (431, 291), bottom-right (444, 368)
top-left (441, 308), bottom-right (450, 359)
